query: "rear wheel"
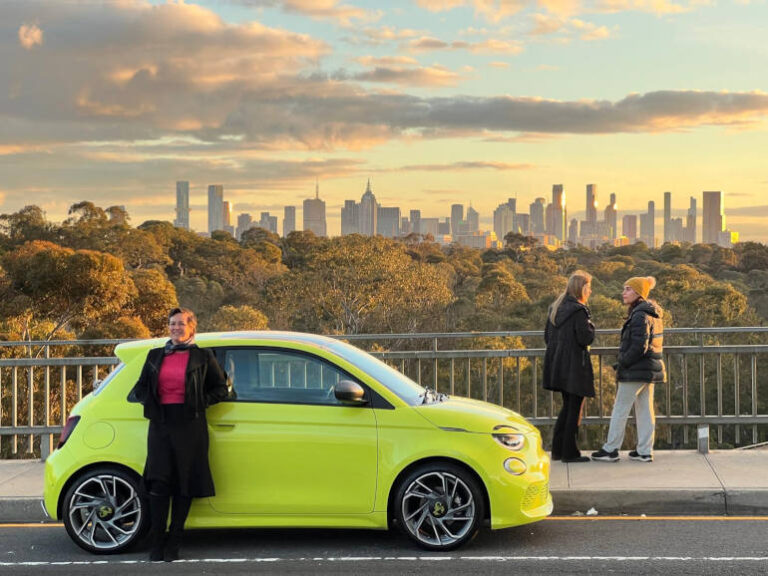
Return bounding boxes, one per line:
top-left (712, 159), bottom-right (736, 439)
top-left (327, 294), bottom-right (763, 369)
top-left (62, 467), bottom-right (147, 554)
top-left (394, 462), bottom-right (485, 551)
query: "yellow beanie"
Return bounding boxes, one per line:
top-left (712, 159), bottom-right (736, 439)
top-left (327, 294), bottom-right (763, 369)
top-left (625, 276), bottom-right (656, 300)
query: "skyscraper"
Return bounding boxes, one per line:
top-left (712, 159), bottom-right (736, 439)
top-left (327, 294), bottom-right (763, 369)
top-left (359, 179), bottom-right (377, 236)
top-left (410, 209), bottom-right (421, 235)
top-left (493, 198), bottom-right (516, 242)
top-left (377, 206), bottom-right (401, 237)
top-left (236, 213), bottom-right (252, 240)
top-left (207, 185), bottom-right (224, 234)
top-left (623, 214), bottom-right (638, 241)
top-left (466, 205), bottom-right (479, 233)
top-left (586, 184), bottom-right (597, 228)
top-left (283, 206), bottom-right (296, 237)
top-left (604, 193), bottom-right (618, 240)
top-left (222, 200), bottom-right (234, 237)
top-left (451, 204), bottom-right (464, 236)
top-left (702, 191), bottom-right (724, 244)
top-left (550, 185), bottom-right (566, 242)
top-left (640, 201), bottom-right (655, 247)
top-left (663, 191), bottom-right (672, 243)
top-left (685, 197), bottom-right (697, 243)
top-left (259, 212), bottom-right (278, 235)
top-left (303, 182), bottom-right (327, 237)
top-left (341, 200), bottom-right (359, 235)
top-left (530, 198), bottom-right (546, 234)
top-left (174, 181), bottom-right (190, 230)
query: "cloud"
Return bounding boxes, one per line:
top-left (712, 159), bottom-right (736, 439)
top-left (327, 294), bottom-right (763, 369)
top-left (409, 36), bottom-right (525, 54)
top-left (529, 14), bottom-right (612, 40)
top-left (489, 61), bottom-right (511, 68)
top-left (347, 65), bottom-right (462, 87)
top-left (722, 205), bottom-right (768, 217)
top-left (233, 0), bottom-right (372, 24)
top-left (18, 23), bottom-right (43, 49)
top-left (361, 26), bottom-right (424, 43)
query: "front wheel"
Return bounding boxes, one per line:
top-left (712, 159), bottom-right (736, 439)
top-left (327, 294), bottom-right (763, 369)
top-left (394, 462), bottom-right (485, 551)
top-left (62, 467), bottom-right (147, 554)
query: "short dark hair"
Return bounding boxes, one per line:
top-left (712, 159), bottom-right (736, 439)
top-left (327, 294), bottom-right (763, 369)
top-left (169, 307), bottom-right (197, 334)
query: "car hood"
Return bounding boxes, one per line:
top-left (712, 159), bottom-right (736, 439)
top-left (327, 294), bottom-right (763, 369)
top-left (414, 396), bottom-right (537, 435)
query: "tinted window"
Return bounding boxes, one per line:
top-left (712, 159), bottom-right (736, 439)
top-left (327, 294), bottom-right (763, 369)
top-left (221, 348), bottom-right (357, 406)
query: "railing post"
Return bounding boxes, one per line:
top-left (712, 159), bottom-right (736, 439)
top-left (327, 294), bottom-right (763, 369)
top-left (697, 424), bottom-right (709, 454)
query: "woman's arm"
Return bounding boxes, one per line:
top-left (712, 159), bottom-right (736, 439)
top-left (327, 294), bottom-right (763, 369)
top-left (574, 308), bottom-right (595, 348)
top-left (617, 312), bottom-right (650, 368)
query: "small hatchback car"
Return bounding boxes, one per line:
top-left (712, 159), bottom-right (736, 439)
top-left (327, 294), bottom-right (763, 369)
top-left (44, 332), bottom-right (552, 553)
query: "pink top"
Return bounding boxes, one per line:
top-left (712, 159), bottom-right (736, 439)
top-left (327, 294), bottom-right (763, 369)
top-left (158, 351), bottom-right (189, 405)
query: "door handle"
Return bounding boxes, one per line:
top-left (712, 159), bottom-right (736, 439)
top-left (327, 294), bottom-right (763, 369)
top-left (211, 423), bottom-right (236, 430)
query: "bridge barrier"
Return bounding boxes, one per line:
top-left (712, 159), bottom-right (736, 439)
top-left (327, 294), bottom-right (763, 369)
top-left (1, 328), bottom-right (766, 459)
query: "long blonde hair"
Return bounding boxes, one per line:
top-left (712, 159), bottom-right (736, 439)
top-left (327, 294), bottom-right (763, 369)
top-left (549, 270), bottom-right (592, 325)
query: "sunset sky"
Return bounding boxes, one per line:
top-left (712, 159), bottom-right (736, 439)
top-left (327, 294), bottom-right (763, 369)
top-left (2, 0), bottom-right (768, 240)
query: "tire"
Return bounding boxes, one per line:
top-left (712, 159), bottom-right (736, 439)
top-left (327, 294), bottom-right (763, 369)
top-left (394, 462), bottom-right (485, 551)
top-left (62, 466), bottom-right (147, 554)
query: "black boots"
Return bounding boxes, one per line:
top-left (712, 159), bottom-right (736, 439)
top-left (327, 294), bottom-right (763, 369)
top-left (147, 492), bottom-right (170, 562)
top-left (163, 495), bottom-right (192, 562)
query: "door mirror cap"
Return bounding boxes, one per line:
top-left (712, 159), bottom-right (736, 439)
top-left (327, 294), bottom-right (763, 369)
top-left (334, 380), bottom-right (368, 404)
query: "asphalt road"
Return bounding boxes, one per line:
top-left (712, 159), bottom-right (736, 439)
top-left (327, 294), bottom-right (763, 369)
top-left (2, 517), bottom-right (767, 575)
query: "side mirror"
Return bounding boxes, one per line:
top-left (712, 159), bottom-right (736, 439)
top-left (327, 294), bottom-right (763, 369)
top-left (334, 380), bottom-right (368, 404)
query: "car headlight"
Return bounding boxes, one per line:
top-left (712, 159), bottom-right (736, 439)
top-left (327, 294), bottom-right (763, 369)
top-left (493, 432), bottom-right (525, 451)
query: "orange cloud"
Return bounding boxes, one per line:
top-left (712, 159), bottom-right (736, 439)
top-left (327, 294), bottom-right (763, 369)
top-left (18, 23), bottom-right (43, 49)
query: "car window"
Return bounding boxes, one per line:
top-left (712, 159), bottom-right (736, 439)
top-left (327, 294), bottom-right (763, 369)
top-left (220, 348), bottom-right (356, 406)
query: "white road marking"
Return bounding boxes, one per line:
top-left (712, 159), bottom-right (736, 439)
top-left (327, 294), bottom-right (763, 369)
top-left (1, 555), bottom-right (768, 566)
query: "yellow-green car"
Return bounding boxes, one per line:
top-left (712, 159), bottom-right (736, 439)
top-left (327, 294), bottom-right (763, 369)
top-left (44, 332), bottom-right (552, 553)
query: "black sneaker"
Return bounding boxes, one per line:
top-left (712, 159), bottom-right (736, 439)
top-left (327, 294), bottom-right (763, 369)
top-left (591, 448), bottom-right (619, 462)
top-left (629, 450), bottom-right (653, 462)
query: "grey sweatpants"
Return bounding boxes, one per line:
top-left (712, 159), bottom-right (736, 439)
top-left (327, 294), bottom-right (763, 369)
top-left (603, 381), bottom-right (656, 455)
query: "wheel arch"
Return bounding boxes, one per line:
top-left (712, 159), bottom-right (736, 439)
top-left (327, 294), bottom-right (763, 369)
top-left (57, 461), bottom-right (143, 520)
top-left (386, 456), bottom-right (491, 527)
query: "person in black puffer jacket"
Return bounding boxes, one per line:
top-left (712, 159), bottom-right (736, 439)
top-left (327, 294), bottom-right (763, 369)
top-left (592, 276), bottom-right (666, 463)
top-left (542, 270), bottom-right (595, 463)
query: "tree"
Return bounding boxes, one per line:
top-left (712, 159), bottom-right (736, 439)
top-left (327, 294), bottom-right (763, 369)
top-left (0, 205), bottom-right (56, 246)
top-left (1, 241), bottom-right (137, 339)
top-left (205, 305), bottom-right (269, 332)
top-left (130, 269), bottom-right (179, 335)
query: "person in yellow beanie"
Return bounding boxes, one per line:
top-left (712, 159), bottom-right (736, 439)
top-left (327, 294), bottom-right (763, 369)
top-left (592, 276), bottom-right (666, 463)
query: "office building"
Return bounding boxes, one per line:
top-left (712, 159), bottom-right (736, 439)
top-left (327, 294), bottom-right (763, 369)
top-left (466, 205), bottom-right (479, 234)
top-left (604, 193), bottom-right (618, 240)
top-left (174, 181), bottom-right (190, 230)
top-left (451, 204), bottom-right (464, 237)
top-left (259, 212), bottom-right (278, 235)
top-left (549, 185), bottom-right (566, 242)
top-left (702, 191), bottom-right (725, 245)
top-left (493, 198), bottom-right (517, 243)
top-left (640, 201), bottom-right (655, 247)
top-left (530, 198), bottom-right (546, 234)
top-left (377, 206), bottom-right (401, 238)
top-left (359, 180), bottom-right (377, 236)
top-left (623, 214), bottom-right (638, 242)
top-left (663, 191), bottom-right (672, 243)
top-left (283, 206), bottom-right (296, 237)
top-left (207, 184), bottom-right (224, 233)
top-left (341, 200), bottom-right (359, 235)
top-left (303, 182), bottom-right (327, 237)
top-left (236, 213), bottom-right (252, 240)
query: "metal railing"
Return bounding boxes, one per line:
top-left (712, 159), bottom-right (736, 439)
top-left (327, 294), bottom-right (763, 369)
top-left (1, 329), bottom-right (767, 459)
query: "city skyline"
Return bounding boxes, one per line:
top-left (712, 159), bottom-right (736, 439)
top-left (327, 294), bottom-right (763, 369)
top-left (190, 179), bottom-right (738, 248)
top-left (2, 2), bottom-right (768, 241)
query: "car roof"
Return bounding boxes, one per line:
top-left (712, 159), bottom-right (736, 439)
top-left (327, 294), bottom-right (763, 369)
top-left (114, 331), bottom-right (350, 363)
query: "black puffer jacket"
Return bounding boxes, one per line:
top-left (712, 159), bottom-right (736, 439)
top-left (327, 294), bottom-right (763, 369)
top-left (542, 295), bottom-right (596, 398)
top-left (129, 345), bottom-right (228, 421)
top-left (616, 300), bottom-right (666, 383)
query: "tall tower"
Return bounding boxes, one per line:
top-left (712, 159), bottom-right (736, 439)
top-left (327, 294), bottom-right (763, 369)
top-left (702, 191), bottom-right (724, 245)
top-left (451, 204), bottom-right (464, 237)
top-left (663, 191), bottom-right (672, 243)
top-left (640, 200), bottom-right (655, 247)
top-left (586, 184), bottom-right (597, 226)
top-left (283, 206), bottom-right (296, 237)
top-left (551, 185), bottom-right (566, 242)
top-left (174, 181), bottom-right (190, 230)
top-left (466, 205), bottom-right (479, 233)
top-left (207, 184), bottom-right (224, 233)
top-left (530, 198), bottom-right (546, 234)
top-left (686, 197), bottom-right (697, 243)
top-left (359, 179), bottom-right (378, 236)
top-left (303, 181), bottom-right (327, 237)
top-left (604, 193), bottom-right (617, 240)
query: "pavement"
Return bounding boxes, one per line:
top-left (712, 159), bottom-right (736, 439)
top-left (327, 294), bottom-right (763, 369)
top-left (1, 450), bottom-right (768, 523)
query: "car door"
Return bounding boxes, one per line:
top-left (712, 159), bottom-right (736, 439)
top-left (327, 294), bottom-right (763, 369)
top-left (206, 346), bottom-right (378, 515)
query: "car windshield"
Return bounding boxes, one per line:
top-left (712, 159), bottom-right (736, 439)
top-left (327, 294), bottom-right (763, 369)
top-left (327, 340), bottom-right (428, 406)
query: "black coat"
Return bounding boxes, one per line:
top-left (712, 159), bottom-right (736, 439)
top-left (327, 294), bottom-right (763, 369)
top-left (129, 345), bottom-right (228, 422)
top-left (542, 296), bottom-right (596, 398)
top-left (616, 300), bottom-right (666, 383)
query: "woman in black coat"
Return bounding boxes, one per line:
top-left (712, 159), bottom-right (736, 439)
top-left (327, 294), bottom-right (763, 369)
top-left (130, 307), bottom-right (228, 562)
top-left (542, 271), bottom-right (595, 463)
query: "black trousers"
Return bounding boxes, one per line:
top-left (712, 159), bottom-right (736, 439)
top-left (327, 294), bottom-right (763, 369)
top-left (551, 391), bottom-right (585, 460)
